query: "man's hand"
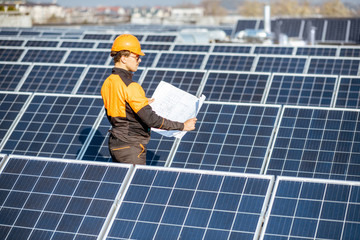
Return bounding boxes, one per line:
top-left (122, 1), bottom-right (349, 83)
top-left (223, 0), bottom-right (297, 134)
top-left (148, 98), bottom-right (155, 104)
top-left (183, 118), bottom-right (197, 131)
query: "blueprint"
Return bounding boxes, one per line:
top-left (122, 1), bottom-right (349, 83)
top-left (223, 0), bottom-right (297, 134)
top-left (150, 81), bottom-right (206, 138)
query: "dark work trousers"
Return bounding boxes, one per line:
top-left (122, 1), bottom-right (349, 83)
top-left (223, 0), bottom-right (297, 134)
top-left (108, 134), bottom-right (146, 165)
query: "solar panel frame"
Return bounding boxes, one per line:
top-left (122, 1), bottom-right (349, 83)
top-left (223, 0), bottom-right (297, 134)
top-left (259, 176), bottom-right (360, 240)
top-left (0, 154), bottom-right (133, 240)
top-left (265, 105), bottom-right (360, 181)
top-left (103, 165), bottom-right (275, 240)
top-left (307, 56), bottom-right (360, 76)
top-left (264, 73), bottom-right (338, 107)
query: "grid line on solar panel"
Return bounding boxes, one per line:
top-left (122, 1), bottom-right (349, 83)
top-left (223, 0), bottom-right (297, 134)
top-left (264, 73), bottom-right (337, 107)
top-left (155, 52), bottom-right (206, 69)
top-left (0, 94), bottom-right (104, 159)
top-left (254, 46), bottom-right (294, 55)
top-left (105, 166), bottom-right (274, 240)
top-left (25, 40), bottom-right (59, 48)
top-left (0, 155), bottom-right (131, 240)
top-left (0, 63), bottom-right (31, 91)
top-left (295, 46), bottom-right (338, 56)
top-left (265, 106), bottom-right (360, 181)
top-left (21, 48), bottom-right (67, 63)
top-left (75, 66), bottom-right (144, 95)
top-left (19, 63), bottom-right (87, 94)
top-left (260, 176), bottom-right (360, 240)
top-left (339, 47), bottom-right (360, 57)
top-left (170, 102), bottom-right (281, 174)
top-left (212, 45), bottom-right (252, 54)
top-left (307, 57), bottom-right (360, 75)
top-left (201, 71), bottom-right (270, 103)
top-left (65, 50), bottom-right (110, 65)
top-left (205, 53), bottom-right (256, 71)
top-left (255, 55), bottom-right (307, 74)
top-left (140, 68), bottom-right (206, 97)
top-left (0, 92), bottom-right (32, 147)
top-left (0, 48), bottom-right (24, 62)
top-left (335, 76), bottom-right (360, 109)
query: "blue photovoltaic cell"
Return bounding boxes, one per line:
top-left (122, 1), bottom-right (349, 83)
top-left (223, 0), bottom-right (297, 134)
top-left (295, 47), bottom-right (337, 56)
top-left (255, 56), bottom-right (306, 73)
top-left (265, 74), bottom-right (336, 107)
top-left (339, 48), bottom-right (360, 57)
top-left (335, 77), bottom-right (360, 109)
top-left (83, 34), bottom-right (113, 40)
top-left (0, 30), bottom-right (19, 36)
top-left (60, 41), bottom-right (95, 48)
top-left (141, 43), bottom-right (172, 51)
top-left (205, 54), bottom-right (255, 71)
top-left (307, 58), bottom-right (360, 75)
top-left (25, 40), bottom-right (59, 48)
top-left (0, 63), bottom-right (30, 91)
top-left (261, 177), bottom-right (360, 240)
top-left (65, 50), bottom-right (109, 65)
top-left (0, 40), bottom-right (23, 46)
top-left (266, 107), bottom-right (360, 181)
top-left (20, 64), bottom-right (85, 94)
top-left (202, 72), bottom-right (269, 103)
top-left (20, 31), bottom-right (40, 36)
top-left (0, 94), bottom-right (103, 159)
top-left (76, 67), bottom-right (143, 95)
top-left (22, 49), bottom-right (66, 63)
top-left (0, 156), bottom-right (130, 240)
top-left (81, 115), bottom-right (177, 166)
top-left (173, 44), bottom-right (211, 52)
top-left (145, 35), bottom-right (177, 42)
top-left (0, 48), bottom-right (24, 62)
top-left (106, 167), bottom-right (273, 240)
top-left (97, 42), bottom-right (112, 49)
top-left (0, 93), bottom-right (31, 145)
top-left (254, 46), bottom-right (294, 55)
top-left (156, 53), bottom-right (205, 69)
top-left (171, 103), bottom-right (280, 173)
top-left (140, 69), bottom-right (205, 97)
top-left (212, 45), bottom-right (252, 54)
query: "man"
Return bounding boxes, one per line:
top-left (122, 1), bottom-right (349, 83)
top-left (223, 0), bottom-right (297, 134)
top-left (101, 34), bottom-right (197, 165)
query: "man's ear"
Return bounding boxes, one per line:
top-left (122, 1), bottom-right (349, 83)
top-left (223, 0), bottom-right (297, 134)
top-left (120, 55), bottom-right (127, 64)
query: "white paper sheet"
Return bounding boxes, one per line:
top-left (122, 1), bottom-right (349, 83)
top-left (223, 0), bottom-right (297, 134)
top-left (150, 81), bottom-right (206, 138)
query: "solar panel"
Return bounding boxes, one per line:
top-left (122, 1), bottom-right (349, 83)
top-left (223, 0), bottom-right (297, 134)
top-left (25, 40), bottom-right (59, 48)
top-left (140, 68), bottom-right (205, 97)
top-left (156, 52), bottom-right (206, 69)
top-left (202, 71), bottom-right (269, 103)
top-left (349, 18), bottom-right (360, 43)
top-left (0, 48), bottom-right (24, 62)
top-left (0, 92), bottom-right (31, 146)
top-left (307, 57), bottom-right (360, 75)
top-left (205, 54), bottom-right (255, 71)
top-left (65, 50), bottom-right (109, 65)
top-left (0, 155), bottom-right (131, 240)
top-left (212, 45), bottom-right (252, 54)
top-left (97, 42), bottom-right (112, 49)
top-left (173, 44), bottom-right (211, 52)
top-left (295, 46), bottom-right (337, 56)
top-left (141, 43), bottom-right (172, 51)
top-left (19, 64), bottom-right (86, 94)
top-left (265, 74), bottom-right (337, 107)
top-left (104, 166), bottom-right (274, 240)
top-left (0, 30), bottom-right (19, 36)
top-left (233, 19), bottom-right (258, 36)
top-left (145, 34), bottom-right (177, 42)
top-left (60, 41), bottom-right (95, 48)
top-left (324, 19), bottom-right (348, 41)
top-left (80, 115), bottom-right (177, 166)
top-left (260, 177), bottom-right (360, 240)
top-left (255, 56), bottom-right (307, 74)
top-left (22, 49), bottom-right (67, 63)
top-left (171, 103), bottom-right (280, 173)
top-left (76, 66), bottom-right (144, 95)
top-left (254, 46), bottom-right (294, 55)
top-left (302, 19), bottom-right (325, 41)
top-left (265, 106), bottom-right (360, 181)
top-left (275, 18), bottom-right (303, 38)
top-left (0, 63), bottom-right (30, 91)
top-left (0, 40), bottom-right (24, 47)
top-left (83, 33), bottom-right (113, 40)
top-left (20, 31), bottom-right (40, 36)
top-left (339, 47), bottom-right (360, 57)
top-left (0, 94), bottom-right (104, 159)
top-left (335, 76), bottom-right (360, 109)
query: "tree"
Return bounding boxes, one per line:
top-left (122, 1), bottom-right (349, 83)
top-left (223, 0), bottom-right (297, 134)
top-left (201, 0), bottom-right (227, 16)
top-left (239, 0), bottom-right (264, 17)
top-left (320, 0), bottom-right (352, 17)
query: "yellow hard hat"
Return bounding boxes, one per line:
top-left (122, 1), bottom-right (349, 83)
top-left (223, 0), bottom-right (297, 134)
top-left (111, 34), bottom-right (145, 56)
